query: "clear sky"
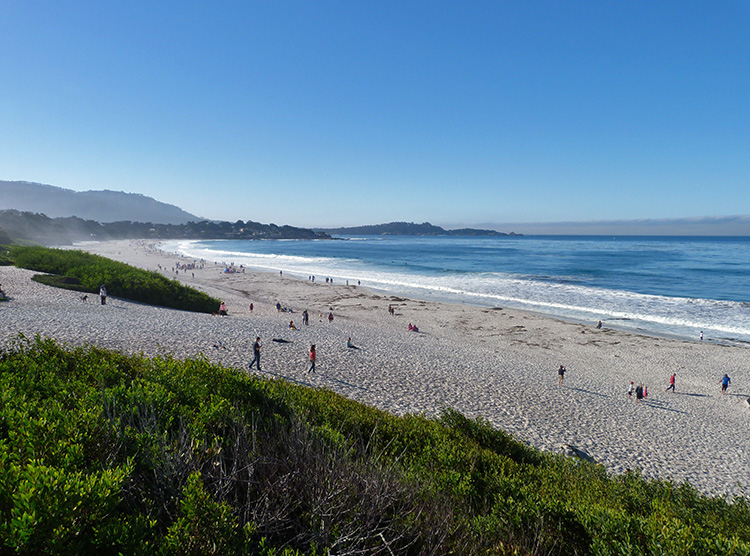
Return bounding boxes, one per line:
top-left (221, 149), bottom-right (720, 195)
top-left (2, 1), bottom-right (749, 230)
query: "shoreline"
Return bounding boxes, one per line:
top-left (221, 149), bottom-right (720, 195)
top-left (2, 238), bottom-right (750, 499)
top-left (162, 237), bottom-right (749, 348)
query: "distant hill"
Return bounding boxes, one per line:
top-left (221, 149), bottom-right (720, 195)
top-left (0, 181), bottom-right (200, 224)
top-left (0, 210), bottom-right (329, 245)
top-left (318, 221), bottom-right (518, 236)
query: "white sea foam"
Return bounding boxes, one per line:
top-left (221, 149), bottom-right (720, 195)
top-left (164, 240), bottom-right (750, 344)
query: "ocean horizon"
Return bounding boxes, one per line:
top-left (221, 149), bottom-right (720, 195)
top-left (162, 235), bottom-right (750, 346)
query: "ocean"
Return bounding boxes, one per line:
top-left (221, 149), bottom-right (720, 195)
top-left (162, 235), bottom-right (750, 345)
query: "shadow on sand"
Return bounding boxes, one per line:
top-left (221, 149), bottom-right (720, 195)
top-left (641, 400), bottom-right (689, 415)
top-left (326, 377), bottom-right (369, 391)
top-left (567, 386), bottom-right (609, 399)
top-left (254, 367), bottom-right (370, 392)
top-left (253, 368), bottom-right (315, 387)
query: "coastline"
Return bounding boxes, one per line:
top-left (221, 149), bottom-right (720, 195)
top-left (2, 238), bottom-right (749, 499)
top-left (162, 236), bottom-right (750, 347)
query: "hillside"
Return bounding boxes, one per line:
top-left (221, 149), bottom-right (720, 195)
top-left (0, 210), bottom-right (329, 245)
top-left (2, 338), bottom-right (749, 554)
top-left (0, 181), bottom-right (199, 224)
top-left (319, 221), bottom-right (519, 236)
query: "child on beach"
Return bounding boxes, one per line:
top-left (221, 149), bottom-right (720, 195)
top-left (721, 374), bottom-right (731, 394)
top-left (308, 345), bottom-right (316, 373)
top-left (665, 373), bottom-right (676, 392)
top-left (558, 365), bottom-right (566, 387)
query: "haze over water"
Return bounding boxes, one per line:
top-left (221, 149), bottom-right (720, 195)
top-left (164, 235), bottom-right (750, 345)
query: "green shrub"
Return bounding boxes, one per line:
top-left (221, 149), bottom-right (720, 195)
top-left (11, 246), bottom-right (219, 313)
top-left (1, 336), bottom-right (749, 555)
top-left (161, 472), bottom-right (240, 555)
top-left (0, 244), bottom-right (13, 266)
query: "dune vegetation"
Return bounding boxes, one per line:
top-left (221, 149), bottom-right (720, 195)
top-left (1, 336), bottom-right (749, 555)
top-left (9, 246), bottom-right (219, 314)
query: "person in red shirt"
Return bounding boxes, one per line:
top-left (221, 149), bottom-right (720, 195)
top-left (308, 345), bottom-right (316, 373)
top-left (665, 373), bottom-right (676, 392)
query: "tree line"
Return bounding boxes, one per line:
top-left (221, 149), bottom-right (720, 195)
top-left (0, 209), bottom-right (330, 245)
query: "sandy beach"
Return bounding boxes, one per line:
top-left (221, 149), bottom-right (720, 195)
top-left (2, 239), bottom-right (749, 499)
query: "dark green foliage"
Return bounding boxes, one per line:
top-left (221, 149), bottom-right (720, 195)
top-left (0, 243), bottom-right (12, 266)
top-left (0, 230), bottom-right (12, 247)
top-left (1, 337), bottom-right (749, 555)
top-left (11, 246), bottom-right (219, 313)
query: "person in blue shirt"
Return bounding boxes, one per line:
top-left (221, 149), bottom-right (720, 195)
top-left (720, 374), bottom-right (731, 395)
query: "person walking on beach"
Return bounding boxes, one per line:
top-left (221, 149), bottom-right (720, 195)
top-left (248, 337), bottom-right (261, 370)
top-left (721, 374), bottom-right (731, 395)
top-left (557, 365), bottom-right (566, 387)
top-left (628, 381), bottom-right (635, 399)
top-left (99, 285), bottom-right (107, 305)
top-left (665, 373), bottom-right (676, 393)
top-left (308, 344), bottom-right (316, 373)
top-left (302, 309), bottom-right (309, 325)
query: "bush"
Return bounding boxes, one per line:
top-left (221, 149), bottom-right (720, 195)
top-left (11, 246), bottom-right (219, 313)
top-left (1, 336), bottom-right (749, 555)
top-left (0, 244), bottom-right (13, 266)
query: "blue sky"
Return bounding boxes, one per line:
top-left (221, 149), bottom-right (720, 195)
top-left (2, 1), bottom-right (749, 230)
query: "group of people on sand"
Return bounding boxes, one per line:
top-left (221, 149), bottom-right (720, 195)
top-left (623, 372), bottom-right (733, 400)
top-left (238, 296), bottom-right (360, 375)
top-left (557, 367), bottom-right (733, 400)
top-left (304, 275), bottom-right (360, 287)
top-left (627, 381), bottom-right (648, 402)
top-left (248, 337), bottom-right (365, 374)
